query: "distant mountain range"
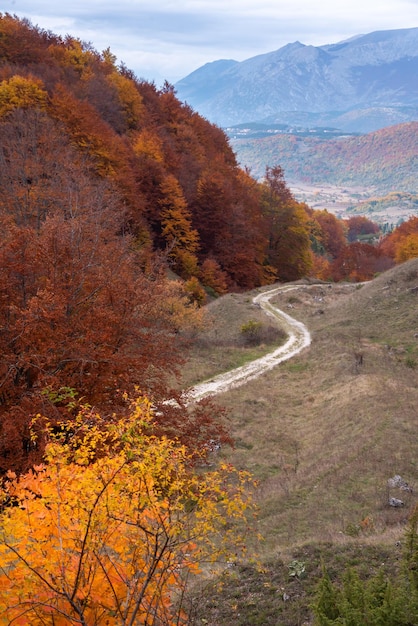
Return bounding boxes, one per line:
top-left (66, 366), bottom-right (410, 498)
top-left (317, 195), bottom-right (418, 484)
top-left (175, 28), bottom-right (418, 133)
top-left (230, 122), bottom-right (418, 193)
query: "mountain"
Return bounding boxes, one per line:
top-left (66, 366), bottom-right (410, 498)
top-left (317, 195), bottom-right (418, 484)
top-left (230, 121), bottom-right (418, 192)
top-left (175, 28), bottom-right (418, 133)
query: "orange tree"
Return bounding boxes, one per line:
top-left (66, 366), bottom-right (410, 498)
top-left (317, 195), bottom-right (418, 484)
top-left (0, 395), bottom-right (256, 625)
top-left (260, 166), bottom-right (312, 281)
top-left (379, 216), bottom-right (418, 261)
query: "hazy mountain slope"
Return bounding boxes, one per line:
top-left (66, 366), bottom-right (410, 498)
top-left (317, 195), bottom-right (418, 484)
top-left (175, 27), bottom-right (418, 132)
top-left (231, 122), bottom-right (418, 192)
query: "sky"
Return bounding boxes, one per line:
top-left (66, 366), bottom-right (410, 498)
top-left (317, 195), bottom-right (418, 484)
top-left (4, 0), bottom-right (418, 86)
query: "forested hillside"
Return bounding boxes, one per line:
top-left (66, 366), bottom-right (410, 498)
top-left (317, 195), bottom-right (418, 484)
top-left (1, 13), bottom-right (257, 475)
top-left (1, 14), bottom-right (418, 474)
top-left (0, 16), bottom-right (262, 621)
top-left (232, 122), bottom-right (418, 192)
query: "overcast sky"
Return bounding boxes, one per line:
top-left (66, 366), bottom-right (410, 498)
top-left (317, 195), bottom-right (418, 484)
top-left (5, 0), bottom-right (418, 86)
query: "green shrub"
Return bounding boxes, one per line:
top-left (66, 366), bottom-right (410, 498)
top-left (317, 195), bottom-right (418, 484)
top-left (313, 507), bottom-right (418, 625)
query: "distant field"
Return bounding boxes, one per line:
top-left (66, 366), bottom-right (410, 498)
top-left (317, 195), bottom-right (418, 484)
top-left (288, 183), bottom-right (418, 226)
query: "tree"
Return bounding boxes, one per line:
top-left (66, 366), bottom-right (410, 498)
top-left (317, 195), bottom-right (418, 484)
top-left (260, 166), bottom-right (312, 281)
top-left (314, 210), bottom-right (347, 260)
top-left (0, 74), bottom-right (48, 116)
top-left (106, 70), bottom-right (145, 130)
top-left (200, 258), bottom-right (228, 296)
top-left (158, 174), bottom-right (200, 278)
top-left (345, 216), bottom-right (380, 243)
top-left (0, 14), bottom-right (57, 65)
top-left (0, 103), bottom-right (230, 477)
top-left (330, 242), bottom-right (393, 282)
top-left (379, 216), bottom-right (418, 261)
top-left (0, 396), bottom-right (255, 625)
top-left (395, 232), bottom-right (418, 263)
top-left (313, 506), bottom-right (418, 625)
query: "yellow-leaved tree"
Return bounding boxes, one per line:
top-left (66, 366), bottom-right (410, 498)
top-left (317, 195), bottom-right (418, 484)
top-left (0, 75), bottom-right (48, 117)
top-left (0, 395), bottom-right (255, 625)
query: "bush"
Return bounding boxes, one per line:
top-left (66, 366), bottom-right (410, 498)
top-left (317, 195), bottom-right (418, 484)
top-left (240, 319), bottom-right (264, 346)
top-left (313, 506), bottom-right (418, 625)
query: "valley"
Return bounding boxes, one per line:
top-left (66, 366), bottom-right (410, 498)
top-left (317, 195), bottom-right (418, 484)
top-left (1, 15), bottom-right (418, 624)
top-left (229, 121), bottom-right (418, 227)
top-left (289, 182), bottom-right (373, 217)
top-left (289, 181), bottom-right (416, 225)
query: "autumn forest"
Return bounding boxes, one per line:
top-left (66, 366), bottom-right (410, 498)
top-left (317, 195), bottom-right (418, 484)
top-left (0, 13), bottom-right (418, 624)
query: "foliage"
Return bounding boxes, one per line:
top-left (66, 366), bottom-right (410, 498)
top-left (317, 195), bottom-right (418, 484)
top-left (395, 233), bottom-right (418, 263)
top-left (288, 559), bottom-right (306, 579)
top-left (232, 123), bottom-right (418, 193)
top-left (0, 131), bottom-right (207, 474)
top-left (199, 258), bottom-right (228, 296)
top-left (260, 166), bottom-right (313, 281)
top-left (345, 216), bottom-right (380, 243)
top-left (0, 15), bottom-right (247, 474)
top-left (0, 395), bottom-right (256, 625)
top-left (313, 506), bottom-right (418, 625)
top-left (330, 242), bottom-right (394, 282)
top-left (313, 210), bottom-right (347, 260)
top-left (240, 320), bottom-right (264, 346)
top-left (0, 74), bottom-right (47, 116)
top-left (0, 13), bottom-right (274, 294)
top-left (379, 216), bottom-right (418, 263)
top-left (158, 174), bottom-right (200, 278)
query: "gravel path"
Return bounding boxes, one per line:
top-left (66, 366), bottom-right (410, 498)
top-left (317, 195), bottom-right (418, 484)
top-left (188, 285), bottom-right (311, 402)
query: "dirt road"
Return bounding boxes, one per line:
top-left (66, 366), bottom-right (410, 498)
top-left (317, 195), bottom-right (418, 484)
top-left (188, 285), bottom-right (311, 402)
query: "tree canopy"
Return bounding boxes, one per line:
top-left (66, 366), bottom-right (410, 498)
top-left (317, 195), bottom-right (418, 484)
top-left (0, 396), bottom-right (255, 625)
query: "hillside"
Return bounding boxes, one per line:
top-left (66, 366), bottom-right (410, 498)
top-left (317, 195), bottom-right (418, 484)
top-left (175, 27), bottom-right (418, 132)
top-left (182, 258), bottom-right (418, 623)
top-left (1, 13), bottom-right (286, 476)
top-left (231, 122), bottom-right (418, 194)
top-left (0, 13), bottom-right (281, 294)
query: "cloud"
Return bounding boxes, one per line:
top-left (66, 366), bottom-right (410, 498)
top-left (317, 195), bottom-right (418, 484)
top-left (5, 0), bottom-right (418, 84)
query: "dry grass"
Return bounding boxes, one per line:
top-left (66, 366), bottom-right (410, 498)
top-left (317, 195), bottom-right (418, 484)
top-left (180, 291), bottom-right (287, 387)
top-left (181, 260), bottom-right (418, 557)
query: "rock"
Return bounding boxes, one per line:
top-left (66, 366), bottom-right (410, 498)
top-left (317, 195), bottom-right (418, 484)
top-left (389, 497), bottom-right (404, 507)
top-left (387, 475), bottom-right (413, 492)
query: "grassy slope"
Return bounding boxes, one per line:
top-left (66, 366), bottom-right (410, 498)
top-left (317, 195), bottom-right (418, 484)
top-left (182, 259), bottom-right (418, 625)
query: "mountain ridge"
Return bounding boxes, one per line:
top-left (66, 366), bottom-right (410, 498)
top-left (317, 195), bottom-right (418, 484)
top-left (175, 27), bottom-right (418, 132)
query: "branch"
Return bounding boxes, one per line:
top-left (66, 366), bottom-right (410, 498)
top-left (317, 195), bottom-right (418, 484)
top-left (70, 460), bottom-right (128, 603)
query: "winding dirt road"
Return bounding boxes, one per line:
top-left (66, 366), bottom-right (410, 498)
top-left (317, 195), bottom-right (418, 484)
top-left (188, 285), bottom-right (311, 402)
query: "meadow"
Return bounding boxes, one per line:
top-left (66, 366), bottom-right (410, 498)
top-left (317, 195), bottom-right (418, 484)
top-left (182, 259), bottom-right (418, 624)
